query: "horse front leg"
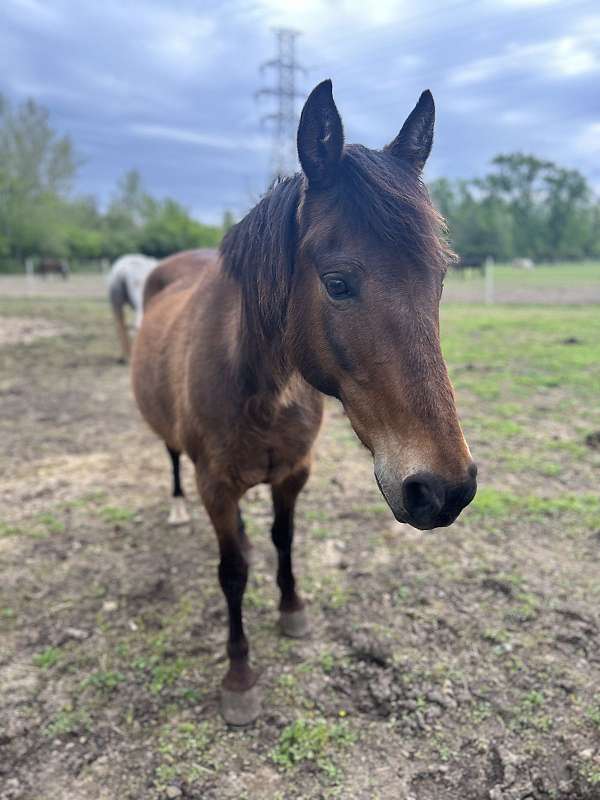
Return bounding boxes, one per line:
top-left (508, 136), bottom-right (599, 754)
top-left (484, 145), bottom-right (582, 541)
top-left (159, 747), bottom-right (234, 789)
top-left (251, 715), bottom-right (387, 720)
top-left (198, 477), bottom-right (260, 725)
top-left (271, 464), bottom-right (311, 638)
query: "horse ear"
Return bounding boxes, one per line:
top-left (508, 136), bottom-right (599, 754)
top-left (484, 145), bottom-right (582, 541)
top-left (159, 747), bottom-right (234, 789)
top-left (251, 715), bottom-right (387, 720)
top-left (297, 79), bottom-right (344, 188)
top-left (385, 90), bottom-right (435, 171)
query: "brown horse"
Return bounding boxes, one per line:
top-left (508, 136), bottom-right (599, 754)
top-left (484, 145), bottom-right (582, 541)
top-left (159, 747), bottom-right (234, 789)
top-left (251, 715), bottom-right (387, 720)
top-left (35, 257), bottom-right (69, 279)
top-left (132, 80), bottom-right (477, 725)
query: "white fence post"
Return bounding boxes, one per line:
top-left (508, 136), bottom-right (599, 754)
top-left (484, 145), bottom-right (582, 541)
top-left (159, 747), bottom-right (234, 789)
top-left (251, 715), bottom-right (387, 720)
top-left (25, 257), bottom-right (35, 286)
top-left (484, 256), bottom-right (495, 305)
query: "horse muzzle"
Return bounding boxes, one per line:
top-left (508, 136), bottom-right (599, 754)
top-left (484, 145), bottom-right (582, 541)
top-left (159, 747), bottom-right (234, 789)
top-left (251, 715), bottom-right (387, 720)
top-left (375, 463), bottom-right (477, 530)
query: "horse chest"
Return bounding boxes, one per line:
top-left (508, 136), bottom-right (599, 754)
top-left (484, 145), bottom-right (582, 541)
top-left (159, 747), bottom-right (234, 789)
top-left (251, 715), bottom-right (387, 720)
top-left (226, 395), bottom-right (322, 489)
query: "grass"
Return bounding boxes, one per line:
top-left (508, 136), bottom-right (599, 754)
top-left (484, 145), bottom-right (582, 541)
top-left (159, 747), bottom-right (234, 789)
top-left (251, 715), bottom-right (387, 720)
top-left (154, 721), bottom-right (214, 789)
top-left (33, 646), bottom-right (61, 669)
top-left (442, 305), bottom-right (600, 402)
top-left (83, 670), bottom-right (126, 693)
top-left (271, 717), bottom-right (355, 779)
top-left (445, 260), bottom-right (600, 290)
top-left (466, 487), bottom-right (600, 527)
top-left (98, 505), bottom-right (136, 524)
top-left (45, 708), bottom-right (91, 738)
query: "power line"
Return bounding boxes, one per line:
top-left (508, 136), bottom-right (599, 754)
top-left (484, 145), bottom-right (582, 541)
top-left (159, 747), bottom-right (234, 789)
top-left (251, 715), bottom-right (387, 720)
top-left (256, 27), bottom-right (305, 180)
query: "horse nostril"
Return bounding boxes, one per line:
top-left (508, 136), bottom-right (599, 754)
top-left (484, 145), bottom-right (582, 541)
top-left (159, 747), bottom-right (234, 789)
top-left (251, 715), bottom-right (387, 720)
top-left (468, 462), bottom-right (478, 480)
top-left (402, 473), bottom-right (445, 524)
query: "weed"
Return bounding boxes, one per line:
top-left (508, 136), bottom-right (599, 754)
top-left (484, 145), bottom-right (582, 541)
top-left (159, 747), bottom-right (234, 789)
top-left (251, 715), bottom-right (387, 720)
top-left (271, 717), bottom-right (355, 779)
top-left (36, 512), bottom-right (65, 534)
top-left (0, 521), bottom-right (24, 537)
top-left (98, 505), bottom-right (136, 524)
top-left (45, 708), bottom-right (91, 737)
top-left (150, 658), bottom-right (189, 694)
top-left (33, 646), bottom-right (61, 669)
top-left (83, 670), bottom-right (125, 692)
top-left (586, 700), bottom-right (600, 728)
top-left (155, 721), bottom-right (213, 789)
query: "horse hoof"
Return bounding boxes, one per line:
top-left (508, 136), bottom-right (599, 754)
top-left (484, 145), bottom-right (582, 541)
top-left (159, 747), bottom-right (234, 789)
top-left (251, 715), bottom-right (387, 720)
top-left (220, 684), bottom-right (261, 726)
top-left (168, 497), bottom-right (190, 527)
top-left (279, 608), bottom-right (310, 639)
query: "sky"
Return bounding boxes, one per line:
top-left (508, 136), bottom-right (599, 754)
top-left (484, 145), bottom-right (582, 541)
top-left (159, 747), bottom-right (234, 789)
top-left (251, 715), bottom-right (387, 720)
top-left (2, 0), bottom-right (600, 223)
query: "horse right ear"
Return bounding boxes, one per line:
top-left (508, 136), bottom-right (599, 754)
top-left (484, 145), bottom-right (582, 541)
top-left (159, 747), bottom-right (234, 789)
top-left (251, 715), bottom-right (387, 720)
top-left (297, 79), bottom-right (344, 189)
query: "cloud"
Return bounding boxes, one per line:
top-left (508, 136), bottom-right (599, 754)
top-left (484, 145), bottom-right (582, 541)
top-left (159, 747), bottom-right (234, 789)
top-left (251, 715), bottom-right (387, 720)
top-left (449, 34), bottom-right (600, 86)
top-left (577, 121), bottom-right (600, 154)
top-left (3, 0), bottom-right (600, 218)
top-left (4, 0), bottom-right (63, 28)
top-left (129, 123), bottom-right (268, 152)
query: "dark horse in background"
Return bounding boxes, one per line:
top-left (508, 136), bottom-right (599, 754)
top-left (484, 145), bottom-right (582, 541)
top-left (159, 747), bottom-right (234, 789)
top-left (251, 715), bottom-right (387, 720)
top-left (34, 257), bottom-right (69, 279)
top-left (132, 80), bottom-right (477, 725)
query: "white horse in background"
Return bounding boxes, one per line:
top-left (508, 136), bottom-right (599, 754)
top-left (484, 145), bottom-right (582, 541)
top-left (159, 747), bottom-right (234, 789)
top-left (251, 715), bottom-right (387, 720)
top-left (107, 254), bottom-right (158, 362)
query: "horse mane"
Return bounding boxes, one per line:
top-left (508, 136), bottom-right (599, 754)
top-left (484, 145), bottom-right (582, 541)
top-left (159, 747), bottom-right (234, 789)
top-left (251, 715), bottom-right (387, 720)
top-left (220, 175), bottom-right (302, 345)
top-left (220, 145), bottom-right (453, 353)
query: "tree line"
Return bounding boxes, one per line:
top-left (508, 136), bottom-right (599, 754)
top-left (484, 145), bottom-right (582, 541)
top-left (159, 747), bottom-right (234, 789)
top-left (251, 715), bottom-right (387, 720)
top-left (2, 95), bottom-right (599, 271)
top-left (0, 96), bottom-right (225, 270)
top-left (430, 154), bottom-right (600, 263)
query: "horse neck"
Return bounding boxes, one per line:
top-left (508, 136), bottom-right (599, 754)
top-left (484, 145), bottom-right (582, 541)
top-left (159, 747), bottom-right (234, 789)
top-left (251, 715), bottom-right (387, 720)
top-left (233, 306), bottom-right (296, 420)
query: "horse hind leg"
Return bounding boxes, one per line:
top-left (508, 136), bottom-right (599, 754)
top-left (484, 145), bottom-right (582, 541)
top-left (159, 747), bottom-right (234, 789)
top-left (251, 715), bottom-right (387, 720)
top-left (167, 447), bottom-right (191, 527)
top-left (271, 465), bottom-right (311, 639)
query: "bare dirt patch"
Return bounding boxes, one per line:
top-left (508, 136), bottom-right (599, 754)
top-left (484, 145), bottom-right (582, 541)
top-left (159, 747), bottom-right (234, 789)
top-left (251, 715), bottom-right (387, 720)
top-left (0, 316), bottom-right (70, 347)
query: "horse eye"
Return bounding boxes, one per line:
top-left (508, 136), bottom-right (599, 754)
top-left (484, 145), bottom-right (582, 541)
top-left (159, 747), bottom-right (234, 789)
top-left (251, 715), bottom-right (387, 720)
top-left (325, 277), bottom-right (351, 298)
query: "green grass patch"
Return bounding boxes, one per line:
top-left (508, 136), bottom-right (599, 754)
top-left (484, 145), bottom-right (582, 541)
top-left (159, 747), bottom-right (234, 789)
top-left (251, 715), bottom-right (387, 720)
top-left (98, 505), bottom-right (136, 524)
top-left (83, 670), bottom-right (126, 693)
top-left (585, 699), bottom-right (600, 729)
top-left (36, 512), bottom-right (65, 534)
top-left (45, 708), bottom-right (91, 737)
top-left (155, 721), bottom-right (213, 789)
top-left (271, 717), bottom-right (355, 779)
top-left (33, 646), bottom-right (61, 669)
top-left (467, 487), bottom-right (600, 527)
top-left (149, 658), bottom-right (190, 695)
top-left (0, 521), bottom-right (24, 537)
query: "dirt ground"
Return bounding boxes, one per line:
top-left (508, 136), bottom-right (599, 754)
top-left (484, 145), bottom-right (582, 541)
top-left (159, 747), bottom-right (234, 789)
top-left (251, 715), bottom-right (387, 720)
top-left (1, 272), bottom-right (600, 800)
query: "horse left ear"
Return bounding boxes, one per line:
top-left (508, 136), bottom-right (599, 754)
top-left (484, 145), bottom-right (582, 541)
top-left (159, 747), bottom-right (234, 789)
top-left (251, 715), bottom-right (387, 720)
top-left (297, 79), bottom-right (344, 188)
top-left (385, 90), bottom-right (435, 171)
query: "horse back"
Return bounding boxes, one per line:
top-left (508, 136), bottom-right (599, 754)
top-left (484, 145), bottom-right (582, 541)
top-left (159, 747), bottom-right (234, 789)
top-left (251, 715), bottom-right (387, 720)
top-left (143, 249), bottom-right (218, 311)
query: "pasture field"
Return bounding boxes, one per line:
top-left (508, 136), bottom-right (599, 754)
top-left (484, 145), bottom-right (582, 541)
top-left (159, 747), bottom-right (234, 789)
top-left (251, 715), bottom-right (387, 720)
top-left (1, 267), bottom-right (600, 799)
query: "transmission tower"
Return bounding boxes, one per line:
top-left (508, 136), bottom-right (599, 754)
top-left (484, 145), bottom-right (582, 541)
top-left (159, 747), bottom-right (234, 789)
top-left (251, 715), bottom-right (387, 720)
top-left (257, 28), bottom-right (304, 181)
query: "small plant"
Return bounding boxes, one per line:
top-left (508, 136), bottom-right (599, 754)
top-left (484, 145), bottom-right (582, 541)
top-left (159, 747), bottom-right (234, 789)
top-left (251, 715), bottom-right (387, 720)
top-left (98, 505), bottom-right (136, 524)
top-left (83, 670), bottom-right (125, 692)
top-left (0, 522), bottom-right (23, 537)
top-left (36, 512), bottom-right (65, 534)
top-left (33, 646), bottom-right (61, 669)
top-left (150, 658), bottom-right (189, 694)
top-left (154, 721), bottom-right (213, 790)
top-left (271, 717), bottom-right (355, 779)
top-left (586, 700), bottom-right (600, 728)
top-left (45, 708), bottom-right (91, 737)
top-left (320, 652), bottom-right (335, 674)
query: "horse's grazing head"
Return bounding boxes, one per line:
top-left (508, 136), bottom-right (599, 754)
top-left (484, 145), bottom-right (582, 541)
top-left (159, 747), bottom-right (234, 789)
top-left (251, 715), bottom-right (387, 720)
top-left (287, 80), bottom-right (476, 530)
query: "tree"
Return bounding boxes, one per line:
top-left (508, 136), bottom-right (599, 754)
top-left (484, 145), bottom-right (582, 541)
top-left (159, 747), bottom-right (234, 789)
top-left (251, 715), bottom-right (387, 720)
top-left (139, 198), bottom-right (221, 258)
top-left (430, 153), bottom-right (600, 263)
top-left (0, 95), bottom-right (79, 259)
